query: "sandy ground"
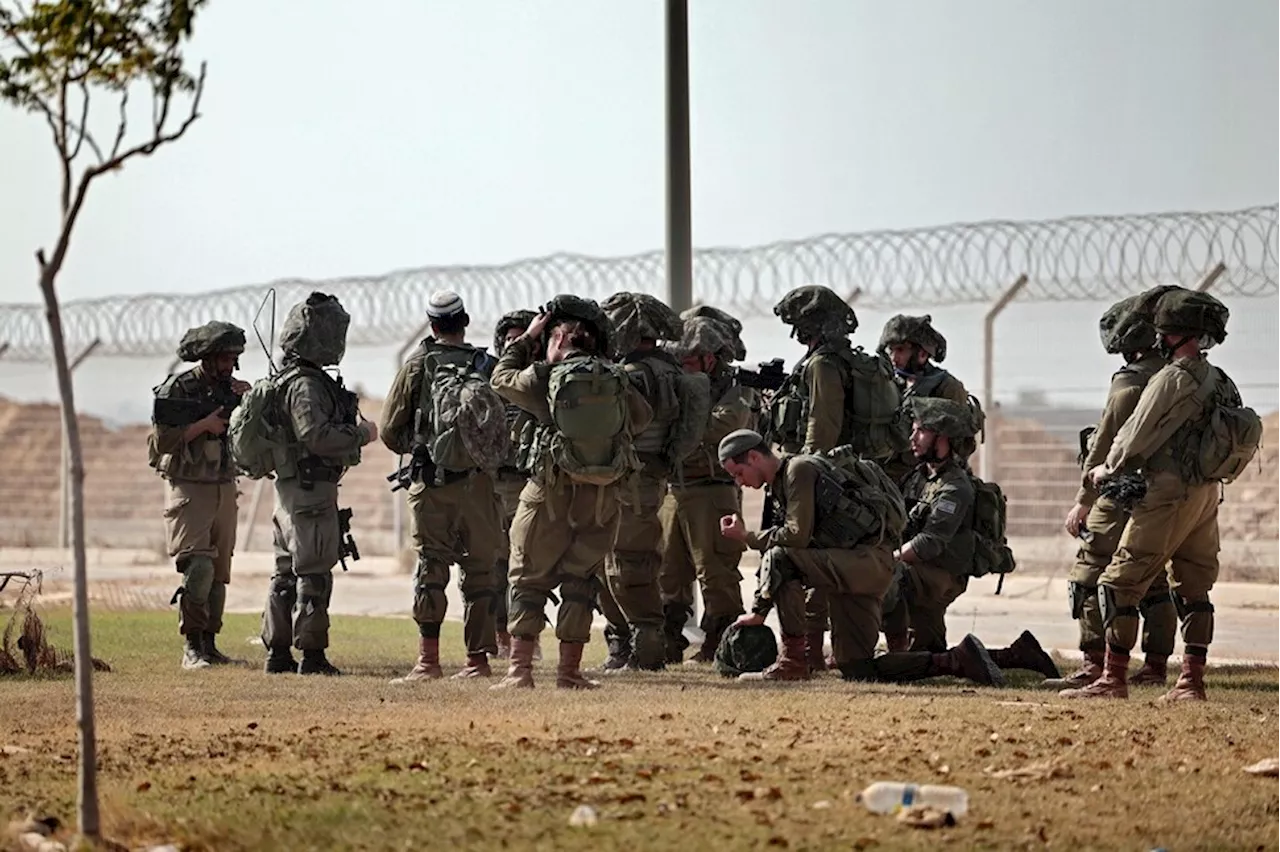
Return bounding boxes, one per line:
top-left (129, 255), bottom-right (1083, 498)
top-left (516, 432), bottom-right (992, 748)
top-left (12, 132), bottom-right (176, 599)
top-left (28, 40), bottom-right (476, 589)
top-left (6, 546), bottom-right (1276, 664)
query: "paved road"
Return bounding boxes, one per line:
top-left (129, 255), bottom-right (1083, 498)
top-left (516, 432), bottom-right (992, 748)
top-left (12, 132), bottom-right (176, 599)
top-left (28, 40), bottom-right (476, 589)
top-left (8, 548), bottom-right (1278, 664)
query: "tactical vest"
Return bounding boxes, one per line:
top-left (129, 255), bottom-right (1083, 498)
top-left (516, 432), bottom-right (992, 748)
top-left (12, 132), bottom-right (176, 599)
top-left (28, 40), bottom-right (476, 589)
top-left (275, 365), bottom-right (362, 480)
top-left (901, 365), bottom-right (952, 400)
top-left (625, 351), bottom-right (684, 473)
top-left (148, 367), bottom-right (235, 483)
top-left (906, 461), bottom-right (977, 576)
top-left (678, 374), bottom-right (752, 485)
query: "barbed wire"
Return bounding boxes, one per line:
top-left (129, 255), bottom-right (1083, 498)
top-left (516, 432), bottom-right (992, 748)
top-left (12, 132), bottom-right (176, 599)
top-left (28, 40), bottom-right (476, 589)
top-left (0, 204), bottom-right (1274, 361)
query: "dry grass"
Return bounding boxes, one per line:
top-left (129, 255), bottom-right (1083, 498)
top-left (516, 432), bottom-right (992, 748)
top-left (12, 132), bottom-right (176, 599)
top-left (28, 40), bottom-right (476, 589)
top-left (2, 609), bottom-right (1277, 852)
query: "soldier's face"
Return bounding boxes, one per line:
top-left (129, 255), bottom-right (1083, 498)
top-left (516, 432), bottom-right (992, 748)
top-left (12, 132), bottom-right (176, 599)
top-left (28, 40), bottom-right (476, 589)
top-left (505, 328), bottom-right (525, 346)
top-left (910, 423), bottom-right (937, 459)
top-left (724, 454), bottom-right (765, 489)
top-left (681, 353), bottom-right (715, 374)
top-left (208, 352), bottom-right (238, 380)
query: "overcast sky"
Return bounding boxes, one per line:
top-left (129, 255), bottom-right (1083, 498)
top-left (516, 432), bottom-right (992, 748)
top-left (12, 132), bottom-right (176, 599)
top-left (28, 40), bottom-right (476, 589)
top-left (0, 0), bottom-right (1276, 423)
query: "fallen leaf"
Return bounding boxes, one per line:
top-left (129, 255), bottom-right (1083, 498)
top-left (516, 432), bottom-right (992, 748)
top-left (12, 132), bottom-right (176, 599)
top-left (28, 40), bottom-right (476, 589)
top-left (976, 819), bottom-right (994, 830)
top-left (618, 793), bottom-right (646, 804)
top-left (986, 758), bottom-right (1073, 781)
top-left (811, 800), bottom-right (832, 810)
top-left (754, 785), bottom-right (783, 801)
top-left (896, 805), bottom-right (956, 829)
top-left (136, 781), bottom-right (152, 792)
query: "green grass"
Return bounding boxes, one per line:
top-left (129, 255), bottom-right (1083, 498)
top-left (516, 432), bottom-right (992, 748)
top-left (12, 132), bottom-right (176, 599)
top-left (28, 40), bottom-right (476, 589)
top-left (2, 608), bottom-right (1278, 852)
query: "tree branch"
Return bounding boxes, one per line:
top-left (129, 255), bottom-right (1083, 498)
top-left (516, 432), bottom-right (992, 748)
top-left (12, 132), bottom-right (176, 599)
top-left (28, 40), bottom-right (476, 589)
top-left (87, 59), bottom-right (204, 176)
top-left (109, 86), bottom-right (128, 161)
top-left (66, 80), bottom-right (95, 163)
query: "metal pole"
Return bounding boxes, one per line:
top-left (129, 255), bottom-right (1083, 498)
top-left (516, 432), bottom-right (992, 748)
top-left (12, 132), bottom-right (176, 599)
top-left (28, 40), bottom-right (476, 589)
top-left (391, 320), bottom-right (433, 551)
top-left (665, 0), bottom-right (693, 312)
top-left (1195, 261), bottom-right (1226, 293)
top-left (979, 276), bottom-right (1027, 482)
top-left (0, 342), bottom-right (10, 359)
top-left (59, 339), bottom-right (102, 549)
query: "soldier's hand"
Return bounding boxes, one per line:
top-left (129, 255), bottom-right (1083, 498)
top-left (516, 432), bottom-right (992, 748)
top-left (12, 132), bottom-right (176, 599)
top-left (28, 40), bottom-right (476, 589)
top-left (230, 379), bottom-right (252, 395)
top-left (734, 613), bottom-right (765, 628)
top-left (200, 408), bottom-right (228, 436)
top-left (360, 420), bottom-right (379, 445)
top-left (1065, 502), bottom-right (1089, 537)
top-left (1086, 465), bottom-right (1109, 487)
top-left (525, 312), bottom-right (551, 341)
top-left (719, 513), bottom-right (747, 543)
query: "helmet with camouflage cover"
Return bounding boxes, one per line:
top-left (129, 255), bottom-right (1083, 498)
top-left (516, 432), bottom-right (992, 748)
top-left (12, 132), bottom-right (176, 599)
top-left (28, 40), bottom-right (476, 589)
top-left (1153, 288), bottom-right (1229, 346)
top-left (681, 305), bottom-right (747, 361)
top-left (910, 397), bottom-right (980, 440)
top-left (493, 309), bottom-right (537, 354)
top-left (280, 291), bottom-right (351, 366)
top-left (177, 321), bottom-right (247, 362)
top-left (878, 314), bottom-right (948, 362)
top-left (1098, 284), bottom-right (1182, 355)
top-left (542, 294), bottom-right (615, 356)
top-left (714, 622), bottom-right (778, 678)
top-left (672, 316), bottom-right (740, 363)
top-left (601, 291), bottom-right (683, 358)
top-left (773, 285), bottom-right (858, 340)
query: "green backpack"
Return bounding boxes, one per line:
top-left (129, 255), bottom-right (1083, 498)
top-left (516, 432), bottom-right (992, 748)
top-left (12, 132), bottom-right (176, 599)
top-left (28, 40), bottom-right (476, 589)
top-left (545, 355), bottom-right (637, 486)
top-left (969, 474), bottom-right (1016, 580)
top-left (811, 446), bottom-right (908, 547)
top-left (839, 347), bottom-right (908, 461)
top-left (1185, 366), bottom-right (1263, 484)
top-left (228, 367), bottom-right (303, 479)
top-left (414, 345), bottom-right (510, 475)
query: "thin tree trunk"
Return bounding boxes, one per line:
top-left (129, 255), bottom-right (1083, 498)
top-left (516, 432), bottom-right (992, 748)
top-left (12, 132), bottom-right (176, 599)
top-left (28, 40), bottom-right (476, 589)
top-left (38, 265), bottom-right (100, 839)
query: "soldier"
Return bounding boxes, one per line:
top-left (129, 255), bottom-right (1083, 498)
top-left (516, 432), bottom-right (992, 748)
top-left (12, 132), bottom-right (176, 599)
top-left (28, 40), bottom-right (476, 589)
top-left (597, 292), bottom-right (710, 672)
top-left (491, 309), bottom-right (540, 659)
top-left (658, 314), bottom-right (755, 663)
top-left (148, 321), bottom-right (250, 669)
top-left (1067, 289), bottom-right (1254, 702)
top-left (766, 285), bottom-right (904, 672)
top-left (380, 291), bottom-right (506, 682)
top-left (1045, 293), bottom-right (1176, 689)
top-left (261, 292), bottom-right (377, 676)
top-left (715, 430), bottom-right (898, 681)
top-left (489, 296), bottom-right (653, 689)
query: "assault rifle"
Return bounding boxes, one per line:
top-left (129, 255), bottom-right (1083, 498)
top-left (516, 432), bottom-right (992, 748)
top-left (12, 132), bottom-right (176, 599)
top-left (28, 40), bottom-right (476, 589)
top-left (387, 447), bottom-right (435, 493)
top-left (736, 358), bottom-right (787, 392)
top-left (152, 381), bottom-right (242, 427)
top-left (337, 507), bottom-right (360, 572)
top-left (1078, 471), bottom-right (1149, 543)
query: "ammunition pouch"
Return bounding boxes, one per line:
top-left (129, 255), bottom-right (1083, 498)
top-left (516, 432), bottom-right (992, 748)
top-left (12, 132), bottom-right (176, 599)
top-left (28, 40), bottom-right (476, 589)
top-left (813, 471), bottom-right (879, 548)
top-left (1098, 585), bottom-right (1139, 628)
top-left (297, 455), bottom-right (342, 490)
top-left (1068, 580), bottom-right (1095, 620)
top-left (755, 547), bottom-right (800, 613)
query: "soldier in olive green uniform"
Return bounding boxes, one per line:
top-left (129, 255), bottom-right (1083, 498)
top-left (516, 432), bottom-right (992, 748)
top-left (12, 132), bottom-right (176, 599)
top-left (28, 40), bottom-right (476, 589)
top-left (658, 313), bottom-right (755, 663)
top-left (717, 430), bottom-right (900, 680)
top-left (149, 322), bottom-right (250, 669)
top-left (1047, 294), bottom-right (1175, 690)
top-left (491, 309), bottom-right (540, 659)
top-left (766, 285), bottom-right (904, 672)
top-left (597, 293), bottom-right (710, 672)
top-left (1066, 289), bottom-right (1252, 702)
top-left (489, 298), bottom-right (654, 689)
top-left (261, 293), bottom-right (377, 676)
top-left (380, 291), bottom-right (504, 682)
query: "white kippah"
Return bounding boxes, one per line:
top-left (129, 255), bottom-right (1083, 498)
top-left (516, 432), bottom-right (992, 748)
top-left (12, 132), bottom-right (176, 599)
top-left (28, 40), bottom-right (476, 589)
top-left (426, 290), bottom-right (465, 319)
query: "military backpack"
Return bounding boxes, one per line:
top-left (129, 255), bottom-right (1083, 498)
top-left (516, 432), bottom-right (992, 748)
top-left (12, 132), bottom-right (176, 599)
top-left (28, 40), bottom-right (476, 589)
top-left (544, 355), bottom-right (637, 486)
top-left (228, 366), bottom-right (307, 479)
top-left (808, 446), bottom-right (908, 548)
top-left (967, 474), bottom-right (1016, 579)
top-left (1182, 365), bottom-right (1262, 484)
top-left (413, 343), bottom-right (510, 476)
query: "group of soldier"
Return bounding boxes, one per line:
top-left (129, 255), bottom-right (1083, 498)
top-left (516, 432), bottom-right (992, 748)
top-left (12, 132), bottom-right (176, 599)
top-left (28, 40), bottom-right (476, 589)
top-left (149, 278), bottom-right (1251, 702)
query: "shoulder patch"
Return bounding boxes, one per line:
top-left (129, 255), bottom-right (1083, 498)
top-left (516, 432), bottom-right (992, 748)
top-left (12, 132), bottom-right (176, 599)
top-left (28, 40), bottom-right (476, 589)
top-left (934, 498), bottom-right (958, 516)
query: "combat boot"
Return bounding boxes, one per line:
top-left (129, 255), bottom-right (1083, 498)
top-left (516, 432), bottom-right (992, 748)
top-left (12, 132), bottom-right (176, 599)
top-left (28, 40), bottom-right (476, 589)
top-left (663, 603), bottom-right (692, 664)
top-left (740, 634), bottom-right (809, 681)
top-left (452, 653), bottom-right (493, 679)
top-left (556, 641), bottom-right (601, 690)
top-left (392, 637), bottom-right (443, 683)
top-left (631, 625), bottom-right (668, 671)
top-left (930, 635), bottom-right (1005, 687)
top-left (492, 636), bottom-right (536, 689)
top-left (181, 634), bottom-right (212, 670)
top-left (805, 631), bottom-right (828, 672)
top-left (1130, 654), bottom-right (1169, 686)
top-left (599, 627), bottom-right (633, 672)
top-left (495, 630), bottom-right (513, 660)
top-left (1042, 650), bottom-right (1103, 689)
top-left (884, 632), bottom-right (911, 653)
top-left (1158, 657), bottom-right (1207, 702)
top-left (264, 646), bottom-right (296, 674)
top-left (202, 632), bottom-right (234, 665)
top-left (298, 649), bottom-right (342, 676)
top-left (1060, 647), bottom-right (1128, 699)
top-left (988, 630), bottom-right (1060, 679)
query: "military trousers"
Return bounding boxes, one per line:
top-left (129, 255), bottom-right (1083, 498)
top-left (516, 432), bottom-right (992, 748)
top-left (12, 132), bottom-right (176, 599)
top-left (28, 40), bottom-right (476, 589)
top-left (406, 470), bottom-right (502, 656)
top-left (1099, 472), bottom-right (1220, 652)
top-left (658, 484), bottom-right (747, 618)
top-left (163, 478), bottom-right (237, 636)
top-left (601, 476), bottom-right (667, 666)
top-left (763, 544), bottom-right (895, 667)
top-left (261, 478), bottom-right (341, 652)
top-left (493, 473), bottom-right (528, 636)
top-left (881, 561), bottom-right (969, 653)
top-left (1069, 496), bottom-right (1175, 657)
top-left (507, 478), bottom-right (621, 643)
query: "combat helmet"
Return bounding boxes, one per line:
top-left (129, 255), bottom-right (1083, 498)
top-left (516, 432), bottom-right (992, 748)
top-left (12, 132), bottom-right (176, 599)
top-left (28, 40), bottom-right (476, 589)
top-left (493, 309), bottom-right (537, 354)
top-left (541, 294), bottom-right (615, 356)
top-left (672, 316), bottom-right (739, 363)
top-left (280, 292), bottom-right (351, 367)
top-left (714, 622), bottom-right (778, 678)
top-left (1154, 288), bottom-right (1229, 346)
top-left (176, 321), bottom-right (247, 362)
top-left (1098, 284), bottom-right (1183, 355)
top-left (878, 314), bottom-right (948, 362)
top-left (601, 291), bottom-right (683, 359)
top-left (910, 397), bottom-right (980, 440)
top-left (680, 305), bottom-right (747, 361)
top-left (773, 285), bottom-right (858, 340)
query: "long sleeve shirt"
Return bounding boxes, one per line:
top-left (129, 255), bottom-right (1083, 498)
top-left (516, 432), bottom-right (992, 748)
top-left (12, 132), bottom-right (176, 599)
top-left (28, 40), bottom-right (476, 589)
top-left (1105, 355), bottom-right (1212, 475)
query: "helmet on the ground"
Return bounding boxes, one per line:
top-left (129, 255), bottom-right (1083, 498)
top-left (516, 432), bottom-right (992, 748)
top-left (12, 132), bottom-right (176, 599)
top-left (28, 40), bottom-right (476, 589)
top-left (714, 623), bottom-right (778, 677)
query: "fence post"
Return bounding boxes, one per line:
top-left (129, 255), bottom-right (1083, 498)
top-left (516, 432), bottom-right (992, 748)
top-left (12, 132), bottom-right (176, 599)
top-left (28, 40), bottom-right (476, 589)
top-left (980, 276), bottom-right (1028, 483)
top-left (390, 321), bottom-right (432, 553)
top-left (59, 339), bottom-right (101, 549)
top-left (1195, 261), bottom-right (1226, 293)
top-left (665, 0), bottom-right (693, 314)
top-left (0, 342), bottom-right (10, 359)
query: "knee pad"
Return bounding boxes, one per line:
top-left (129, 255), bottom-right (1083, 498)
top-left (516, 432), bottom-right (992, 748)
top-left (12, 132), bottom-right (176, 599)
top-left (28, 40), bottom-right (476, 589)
top-left (1068, 581), bottom-right (1096, 621)
top-left (1171, 594), bottom-right (1214, 621)
top-left (759, 548), bottom-right (800, 601)
top-left (1097, 585), bottom-right (1139, 629)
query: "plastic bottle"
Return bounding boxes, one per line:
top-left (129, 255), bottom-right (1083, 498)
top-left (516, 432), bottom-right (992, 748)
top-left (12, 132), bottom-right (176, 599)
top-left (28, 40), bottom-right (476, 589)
top-left (857, 782), bottom-right (969, 817)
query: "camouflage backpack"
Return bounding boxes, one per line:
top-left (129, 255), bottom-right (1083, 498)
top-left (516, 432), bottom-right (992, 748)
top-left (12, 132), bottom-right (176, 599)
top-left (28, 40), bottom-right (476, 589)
top-left (1182, 365), bottom-right (1262, 484)
top-left (968, 473), bottom-right (1015, 579)
top-left (715, 623), bottom-right (778, 678)
top-left (228, 366), bottom-right (305, 479)
top-left (810, 446), bottom-right (908, 548)
top-left (414, 343), bottom-right (510, 476)
top-left (544, 355), bottom-right (637, 486)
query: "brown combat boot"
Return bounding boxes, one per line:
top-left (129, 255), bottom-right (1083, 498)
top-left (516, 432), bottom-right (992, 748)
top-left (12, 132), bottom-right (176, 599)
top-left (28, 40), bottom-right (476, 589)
top-left (391, 637), bottom-right (443, 683)
top-left (1130, 654), bottom-right (1169, 686)
top-left (884, 632), bottom-right (911, 653)
top-left (931, 635), bottom-right (1005, 687)
top-left (989, 630), bottom-right (1061, 679)
top-left (805, 631), bottom-right (828, 672)
top-left (492, 636), bottom-right (536, 689)
top-left (495, 630), bottom-right (513, 660)
top-left (1060, 647), bottom-right (1129, 699)
top-left (1158, 657), bottom-right (1207, 702)
top-left (452, 653), bottom-right (493, 679)
top-left (740, 634), bottom-right (810, 681)
top-left (1042, 650), bottom-right (1104, 690)
top-left (556, 641), bottom-right (601, 690)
